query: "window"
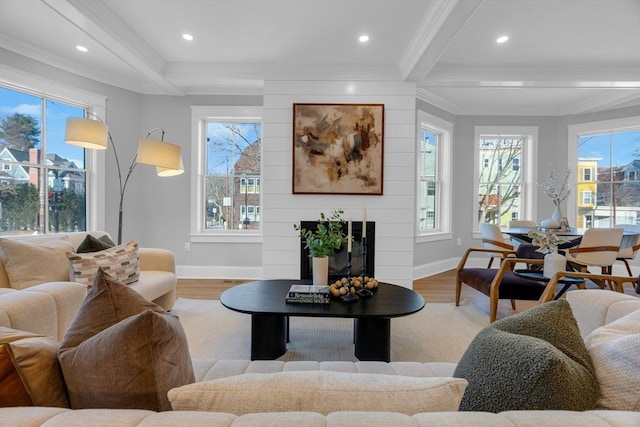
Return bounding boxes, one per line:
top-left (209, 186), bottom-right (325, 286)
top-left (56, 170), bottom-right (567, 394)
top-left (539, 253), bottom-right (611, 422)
top-left (416, 111), bottom-right (452, 239)
top-left (191, 106), bottom-right (262, 237)
top-left (569, 117), bottom-right (640, 228)
top-left (582, 190), bottom-right (593, 205)
top-left (0, 85), bottom-right (91, 234)
top-left (474, 126), bottom-right (537, 229)
top-left (583, 168), bottom-right (592, 181)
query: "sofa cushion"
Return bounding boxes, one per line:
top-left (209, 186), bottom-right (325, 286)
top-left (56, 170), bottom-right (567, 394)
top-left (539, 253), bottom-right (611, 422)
top-left (58, 269), bottom-right (194, 411)
top-left (168, 370), bottom-right (467, 415)
top-left (453, 299), bottom-right (598, 412)
top-left (0, 237), bottom-right (74, 289)
top-left (584, 308), bottom-right (640, 411)
top-left (66, 240), bottom-right (140, 286)
top-left (75, 234), bottom-right (116, 253)
top-left (0, 327), bottom-right (69, 408)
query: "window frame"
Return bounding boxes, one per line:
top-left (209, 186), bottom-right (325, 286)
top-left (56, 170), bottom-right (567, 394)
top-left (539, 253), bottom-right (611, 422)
top-left (0, 65), bottom-right (106, 232)
top-left (190, 106), bottom-right (263, 243)
top-left (473, 126), bottom-right (538, 235)
top-left (567, 116), bottom-right (640, 225)
top-left (415, 111), bottom-right (452, 242)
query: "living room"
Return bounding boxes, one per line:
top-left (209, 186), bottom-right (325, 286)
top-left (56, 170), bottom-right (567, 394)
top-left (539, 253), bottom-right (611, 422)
top-left (0, 0), bottom-right (639, 423)
top-left (1, 0), bottom-right (639, 288)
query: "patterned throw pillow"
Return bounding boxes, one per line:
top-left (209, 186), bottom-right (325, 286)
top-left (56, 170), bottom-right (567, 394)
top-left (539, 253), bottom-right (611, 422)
top-left (67, 240), bottom-right (139, 286)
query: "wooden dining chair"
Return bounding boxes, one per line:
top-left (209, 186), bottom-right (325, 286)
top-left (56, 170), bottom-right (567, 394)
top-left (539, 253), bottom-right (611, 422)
top-left (614, 224), bottom-right (640, 278)
top-left (566, 228), bottom-right (624, 290)
top-left (479, 223), bottom-right (514, 268)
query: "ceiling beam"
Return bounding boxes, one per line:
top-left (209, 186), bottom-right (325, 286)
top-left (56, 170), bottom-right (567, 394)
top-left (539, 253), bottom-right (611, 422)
top-left (40, 0), bottom-right (182, 95)
top-left (400, 0), bottom-right (484, 82)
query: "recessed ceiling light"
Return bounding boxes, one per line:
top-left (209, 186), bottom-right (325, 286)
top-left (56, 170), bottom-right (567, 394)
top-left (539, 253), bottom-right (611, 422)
top-left (496, 36), bottom-right (509, 44)
top-left (182, 33), bottom-right (194, 41)
top-left (76, 45), bottom-right (88, 53)
top-left (358, 35), bottom-right (370, 43)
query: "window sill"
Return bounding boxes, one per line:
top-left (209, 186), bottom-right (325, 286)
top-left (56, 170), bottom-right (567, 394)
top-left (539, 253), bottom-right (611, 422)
top-left (416, 232), bottom-right (453, 243)
top-left (190, 232), bottom-right (262, 244)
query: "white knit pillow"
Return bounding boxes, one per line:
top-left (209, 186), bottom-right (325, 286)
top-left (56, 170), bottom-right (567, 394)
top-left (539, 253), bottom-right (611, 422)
top-left (168, 371), bottom-right (467, 415)
top-left (584, 309), bottom-right (640, 411)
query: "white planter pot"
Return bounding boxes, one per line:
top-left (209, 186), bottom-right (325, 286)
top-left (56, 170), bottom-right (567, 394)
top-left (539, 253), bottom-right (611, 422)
top-left (312, 256), bottom-right (329, 286)
top-left (543, 249), bottom-right (565, 279)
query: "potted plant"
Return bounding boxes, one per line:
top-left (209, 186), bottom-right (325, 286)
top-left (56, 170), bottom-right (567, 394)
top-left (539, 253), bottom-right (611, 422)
top-left (294, 210), bottom-right (348, 286)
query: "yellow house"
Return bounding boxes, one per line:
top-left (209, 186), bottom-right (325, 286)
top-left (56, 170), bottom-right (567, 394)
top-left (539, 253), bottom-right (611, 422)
top-left (576, 158), bottom-right (600, 228)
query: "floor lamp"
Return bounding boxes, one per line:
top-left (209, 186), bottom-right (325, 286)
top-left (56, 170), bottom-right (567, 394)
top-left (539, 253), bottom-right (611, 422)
top-left (65, 117), bottom-right (184, 245)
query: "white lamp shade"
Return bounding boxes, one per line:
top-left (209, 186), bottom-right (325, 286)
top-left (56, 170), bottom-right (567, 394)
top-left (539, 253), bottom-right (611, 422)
top-left (156, 156), bottom-right (184, 177)
top-left (137, 139), bottom-right (182, 169)
top-left (65, 117), bottom-right (109, 149)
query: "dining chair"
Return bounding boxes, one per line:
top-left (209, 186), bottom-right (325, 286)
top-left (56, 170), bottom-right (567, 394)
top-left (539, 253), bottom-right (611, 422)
top-left (479, 223), bottom-right (514, 268)
top-left (456, 248), bottom-right (553, 323)
top-left (566, 228), bottom-right (624, 289)
top-left (614, 224), bottom-right (640, 278)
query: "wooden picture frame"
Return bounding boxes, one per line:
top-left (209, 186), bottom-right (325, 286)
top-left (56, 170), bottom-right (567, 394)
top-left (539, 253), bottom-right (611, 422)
top-left (292, 103), bottom-right (384, 195)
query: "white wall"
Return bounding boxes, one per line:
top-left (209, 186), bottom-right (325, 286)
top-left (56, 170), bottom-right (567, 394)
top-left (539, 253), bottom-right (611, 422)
top-left (261, 81), bottom-right (417, 288)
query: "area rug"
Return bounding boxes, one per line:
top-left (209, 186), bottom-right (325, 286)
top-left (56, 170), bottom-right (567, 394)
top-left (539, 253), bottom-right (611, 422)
top-left (171, 298), bottom-right (489, 363)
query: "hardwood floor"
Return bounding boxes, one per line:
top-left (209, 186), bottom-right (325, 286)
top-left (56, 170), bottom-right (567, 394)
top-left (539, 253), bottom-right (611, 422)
top-left (176, 269), bottom-right (638, 323)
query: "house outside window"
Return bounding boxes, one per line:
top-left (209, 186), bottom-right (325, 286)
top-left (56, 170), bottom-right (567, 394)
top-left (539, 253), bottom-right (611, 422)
top-left (569, 118), bottom-right (640, 228)
top-left (416, 111), bottom-right (452, 238)
top-left (474, 126), bottom-right (537, 230)
top-left (0, 85), bottom-right (90, 234)
top-left (191, 106), bottom-right (262, 236)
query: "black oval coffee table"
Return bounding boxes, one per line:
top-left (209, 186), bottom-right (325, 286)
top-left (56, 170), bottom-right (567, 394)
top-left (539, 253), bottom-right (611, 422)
top-left (220, 280), bottom-right (425, 362)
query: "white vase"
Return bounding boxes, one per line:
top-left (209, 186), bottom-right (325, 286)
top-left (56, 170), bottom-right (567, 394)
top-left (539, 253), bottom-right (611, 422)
top-left (312, 256), bottom-right (329, 286)
top-left (551, 205), bottom-right (563, 223)
top-left (543, 248), bottom-right (565, 279)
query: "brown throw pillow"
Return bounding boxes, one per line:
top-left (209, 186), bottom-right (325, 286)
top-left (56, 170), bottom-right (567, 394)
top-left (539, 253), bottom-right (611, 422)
top-left (66, 240), bottom-right (140, 286)
top-left (75, 234), bottom-right (116, 253)
top-left (58, 269), bottom-right (194, 411)
top-left (0, 327), bottom-right (69, 408)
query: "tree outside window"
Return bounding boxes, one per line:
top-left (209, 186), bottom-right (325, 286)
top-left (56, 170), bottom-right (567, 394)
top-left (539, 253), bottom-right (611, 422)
top-left (204, 121), bottom-right (261, 231)
top-left (0, 86), bottom-right (86, 234)
top-left (477, 135), bottom-right (524, 227)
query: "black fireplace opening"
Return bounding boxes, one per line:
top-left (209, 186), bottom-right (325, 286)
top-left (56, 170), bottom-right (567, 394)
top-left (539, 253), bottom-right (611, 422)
top-left (299, 221), bottom-right (375, 281)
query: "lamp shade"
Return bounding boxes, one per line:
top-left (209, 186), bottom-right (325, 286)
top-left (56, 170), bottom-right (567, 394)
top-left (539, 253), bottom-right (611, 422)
top-left (156, 156), bottom-right (184, 177)
top-left (136, 139), bottom-right (182, 170)
top-left (65, 117), bottom-right (109, 149)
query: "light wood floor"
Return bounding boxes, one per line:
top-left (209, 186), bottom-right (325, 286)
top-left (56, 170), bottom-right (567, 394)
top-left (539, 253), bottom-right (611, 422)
top-left (177, 269), bottom-right (639, 323)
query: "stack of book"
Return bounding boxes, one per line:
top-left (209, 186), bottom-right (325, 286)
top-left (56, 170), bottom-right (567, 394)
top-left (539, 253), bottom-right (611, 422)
top-left (285, 284), bottom-right (331, 304)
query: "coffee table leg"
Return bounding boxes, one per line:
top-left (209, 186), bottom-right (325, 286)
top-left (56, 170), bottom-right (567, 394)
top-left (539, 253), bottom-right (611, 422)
top-left (354, 317), bottom-right (390, 362)
top-left (251, 314), bottom-right (286, 360)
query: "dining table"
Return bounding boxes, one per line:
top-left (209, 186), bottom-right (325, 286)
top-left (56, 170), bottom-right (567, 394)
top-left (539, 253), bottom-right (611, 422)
top-left (503, 226), bottom-right (640, 250)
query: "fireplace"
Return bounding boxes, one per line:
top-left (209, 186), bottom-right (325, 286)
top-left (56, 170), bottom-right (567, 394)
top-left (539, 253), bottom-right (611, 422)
top-left (299, 221), bottom-right (375, 281)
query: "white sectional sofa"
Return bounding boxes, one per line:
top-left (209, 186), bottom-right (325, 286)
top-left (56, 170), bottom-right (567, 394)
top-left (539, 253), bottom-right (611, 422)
top-left (0, 231), bottom-right (177, 317)
top-left (1, 281), bottom-right (639, 426)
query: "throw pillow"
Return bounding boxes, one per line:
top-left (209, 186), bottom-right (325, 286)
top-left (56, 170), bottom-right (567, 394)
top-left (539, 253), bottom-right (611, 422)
top-left (453, 299), bottom-right (598, 412)
top-left (58, 269), bottom-right (194, 411)
top-left (66, 240), bottom-right (140, 286)
top-left (584, 308), bottom-right (640, 411)
top-left (75, 234), bottom-right (116, 253)
top-left (0, 237), bottom-right (74, 289)
top-left (168, 371), bottom-right (468, 415)
top-left (0, 327), bottom-right (69, 408)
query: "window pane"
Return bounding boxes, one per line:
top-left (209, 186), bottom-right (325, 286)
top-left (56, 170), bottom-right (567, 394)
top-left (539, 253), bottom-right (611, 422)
top-left (577, 129), bottom-right (640, 227)
top-left (478, 136), bottom-right (523, 226)
top-left (418, 129), bottom-right (438, 231)
top-left (205, 121), bottom-right (261, 230)
top-left (0, 86), bottom-right (87, 234)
